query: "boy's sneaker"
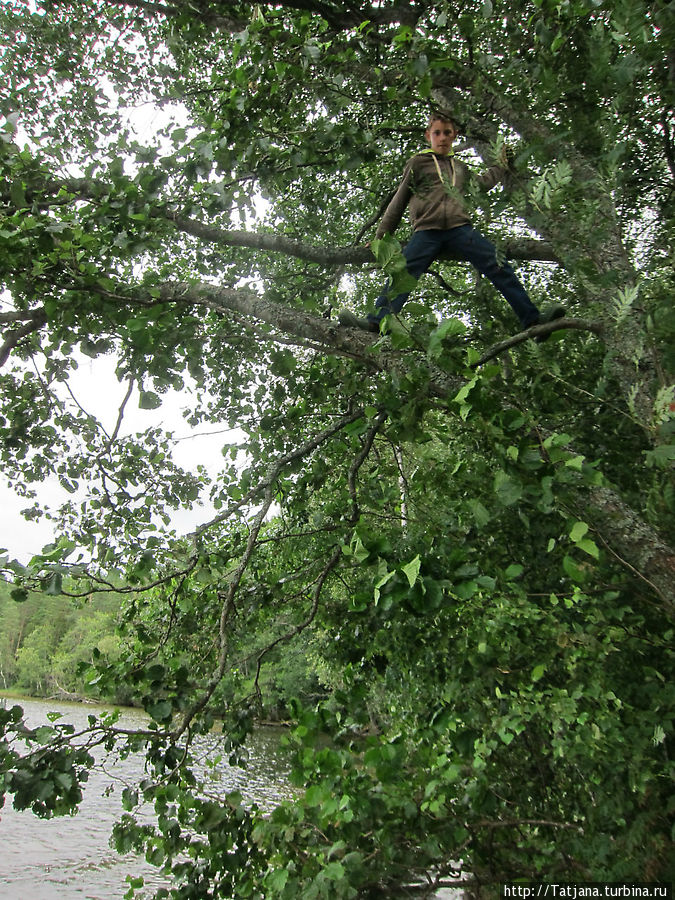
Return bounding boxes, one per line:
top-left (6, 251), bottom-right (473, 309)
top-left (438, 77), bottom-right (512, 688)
top-left (337, 309), bottom-right (379, 333)
top-left (533, 304), bottom-right (566, 342)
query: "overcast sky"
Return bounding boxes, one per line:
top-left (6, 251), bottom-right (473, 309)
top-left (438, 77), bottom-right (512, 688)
top-left (0, 61), bottom-right (274, 565)
top-left (1, 352), bottom-right (239, 564)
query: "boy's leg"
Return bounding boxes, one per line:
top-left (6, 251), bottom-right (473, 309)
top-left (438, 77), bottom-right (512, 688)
top-left (369, 230), bottom-right (444, 325)
top-left (443, 225), bottom-right (540, 328)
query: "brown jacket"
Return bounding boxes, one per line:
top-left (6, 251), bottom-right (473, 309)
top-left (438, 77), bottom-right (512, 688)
top-left (375, 150), bottom-right (506, 239)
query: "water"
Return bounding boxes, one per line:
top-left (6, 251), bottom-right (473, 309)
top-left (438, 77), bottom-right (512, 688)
top-left (0, 697), bottom-right (464, 900)
top-left (0, 697), bottom-right (293, 899)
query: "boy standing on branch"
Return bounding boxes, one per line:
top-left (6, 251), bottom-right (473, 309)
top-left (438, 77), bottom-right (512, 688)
top-left (339, 112), bottom-right (565, 338)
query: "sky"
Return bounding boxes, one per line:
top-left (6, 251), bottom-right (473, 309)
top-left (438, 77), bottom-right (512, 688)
top-left (0, 22), bottom-right (284, 566)
top-left (0, 352), bottom-right (239, 564)
top-left (1, 45), bottom-right (231, 564)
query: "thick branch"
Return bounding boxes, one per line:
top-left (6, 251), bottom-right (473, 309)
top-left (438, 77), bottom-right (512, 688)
top-left (103, 0), bottom-right (422, 32)
top-left (157, 282), bottom-right (604, 398)
top-left (588, 487), bottom-right (675, 610)
top-left (158, 280), bottom-right (465, 399)
top-left (157, 281), bottom-right (673, 610)
top-left (170, 213), bottom-right (374, 265)
top-left (6, 174), bottom-right (557, 267)
top-left (473, 317), bottom-right (603, 366)
top-left (172, 213), bottom-right (557, 264)
top-left (0, 309), bottom-right (47, 367)
top-left (101, 0), bottom-right (247, 30)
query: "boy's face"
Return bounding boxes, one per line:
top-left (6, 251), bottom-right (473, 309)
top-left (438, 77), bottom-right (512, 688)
top-left (425, 120), bottom-right (457, 155)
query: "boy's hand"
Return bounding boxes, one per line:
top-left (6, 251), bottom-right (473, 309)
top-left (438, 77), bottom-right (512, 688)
top-left (497, 145), bottom-right (514, 169)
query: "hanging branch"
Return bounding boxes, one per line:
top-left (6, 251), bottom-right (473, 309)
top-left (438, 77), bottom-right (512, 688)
top-left (174, 406), bottom-right (369, 735)
top-left (0, 309), bottom-right (47, 367)
top-left (251, 411), bottom-right (387, 702)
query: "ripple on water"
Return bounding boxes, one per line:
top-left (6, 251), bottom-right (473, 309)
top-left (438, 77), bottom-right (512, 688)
top-left (0, 697), bottom-right (293, 900)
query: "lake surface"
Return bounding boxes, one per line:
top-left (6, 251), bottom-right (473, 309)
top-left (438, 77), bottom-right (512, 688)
top-left (0, 696), bottom-right (463, 900)
top-left (0, 697), bottom-right (293, 899)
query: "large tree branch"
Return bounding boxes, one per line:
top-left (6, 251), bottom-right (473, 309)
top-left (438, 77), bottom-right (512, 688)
top-left (588, 487), bottom-right (675, 611)
top-left (158, 279), bottom-right (465, 399)
top-left (157, 280), bottom-right (673, 610)
top-left (99, 0), bottom-right (247, 31)
top-left (169, 212), bottom-right (556, 265)
top-left (5, 174), bottom-right (558, 266)
top-left (157, 281), bottom-right (603, 396)
top-left (0, 309), bottom-right (47, 367)
top-left (103, 0), bottom-right (422, 33)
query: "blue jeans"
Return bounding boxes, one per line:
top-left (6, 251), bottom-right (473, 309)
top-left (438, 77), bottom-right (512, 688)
top-left (369, 226), bottom-right (539, 329)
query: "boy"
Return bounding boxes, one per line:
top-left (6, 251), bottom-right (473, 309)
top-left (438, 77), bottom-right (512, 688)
top-left (339, 112), bottom-right (564, 338)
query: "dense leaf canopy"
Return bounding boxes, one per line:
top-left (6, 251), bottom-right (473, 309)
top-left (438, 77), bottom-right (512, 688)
top-left (1, 0), bottom-right (674, 896)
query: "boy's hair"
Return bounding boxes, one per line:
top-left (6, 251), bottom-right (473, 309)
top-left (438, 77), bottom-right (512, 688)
top-left (427, 111), bottom-right (459, 132)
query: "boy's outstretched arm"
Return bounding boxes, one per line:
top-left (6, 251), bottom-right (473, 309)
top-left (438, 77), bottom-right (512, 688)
top-left (475, 144), bottom-right (511, 190)
top-left (375, 163), bottom-right (414, 238)
top-left (475, 161), bottom-right (508, 190)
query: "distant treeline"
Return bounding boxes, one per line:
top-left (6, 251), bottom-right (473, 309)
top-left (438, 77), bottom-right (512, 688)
top-left (0, 584), bottom-right (125, 703)
top-left (0, 582), bottom-right (328, 717)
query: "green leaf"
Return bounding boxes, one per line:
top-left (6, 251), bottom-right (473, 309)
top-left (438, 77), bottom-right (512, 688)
top-left (652, 725), bottom-right (666, 745)
top-left (543, 432), bottom-right (573, 449)
top-left (532, 664), bottom-right (546, 682)
top-left (427, 318), bottom-right (466, 359)
top-left (147, 700), bottom-right (172, 722)
top-left (44, 573), bottom-right (63, 595)
top-left (10, 180), bottom-right (27, 207)
top-left (266, 869), bottom-right (289, 891)
top-left (348, 534), bottom-right (369, 563)
top-left (122, 788), bottom-right (139, 810)
top-left (323, 861), bottom-right (345, 881)
top-left (644, 443), bottom-right (675, 468)
top-left (374, 569), bottom-right (396, 603)
top-left (453, 376), bottom-right (478, 405)
top-left (494, 471), bottom-right (522, 506)
top-left (138, 391), bottom-right (161, 410)
top-left (564, 455), bottom-right (585, 470)
top-left (401, 555), bottom-right (421, 588)
top-left (563, 555), bottom-right (587, 582)
top-left (304, 784), bottom-right (326, 806)
top-left (577, 537), bottom-right (600, 559)
top-left (370, 234), bottom-right (401, 269)
top-left (569, 521), bottom-right (589, 543)
top-left (468, 499), bottom-right (490, 527)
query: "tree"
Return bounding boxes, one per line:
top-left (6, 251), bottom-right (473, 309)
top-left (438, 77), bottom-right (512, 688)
top-left (0, 0), bottom-right (673, 896)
